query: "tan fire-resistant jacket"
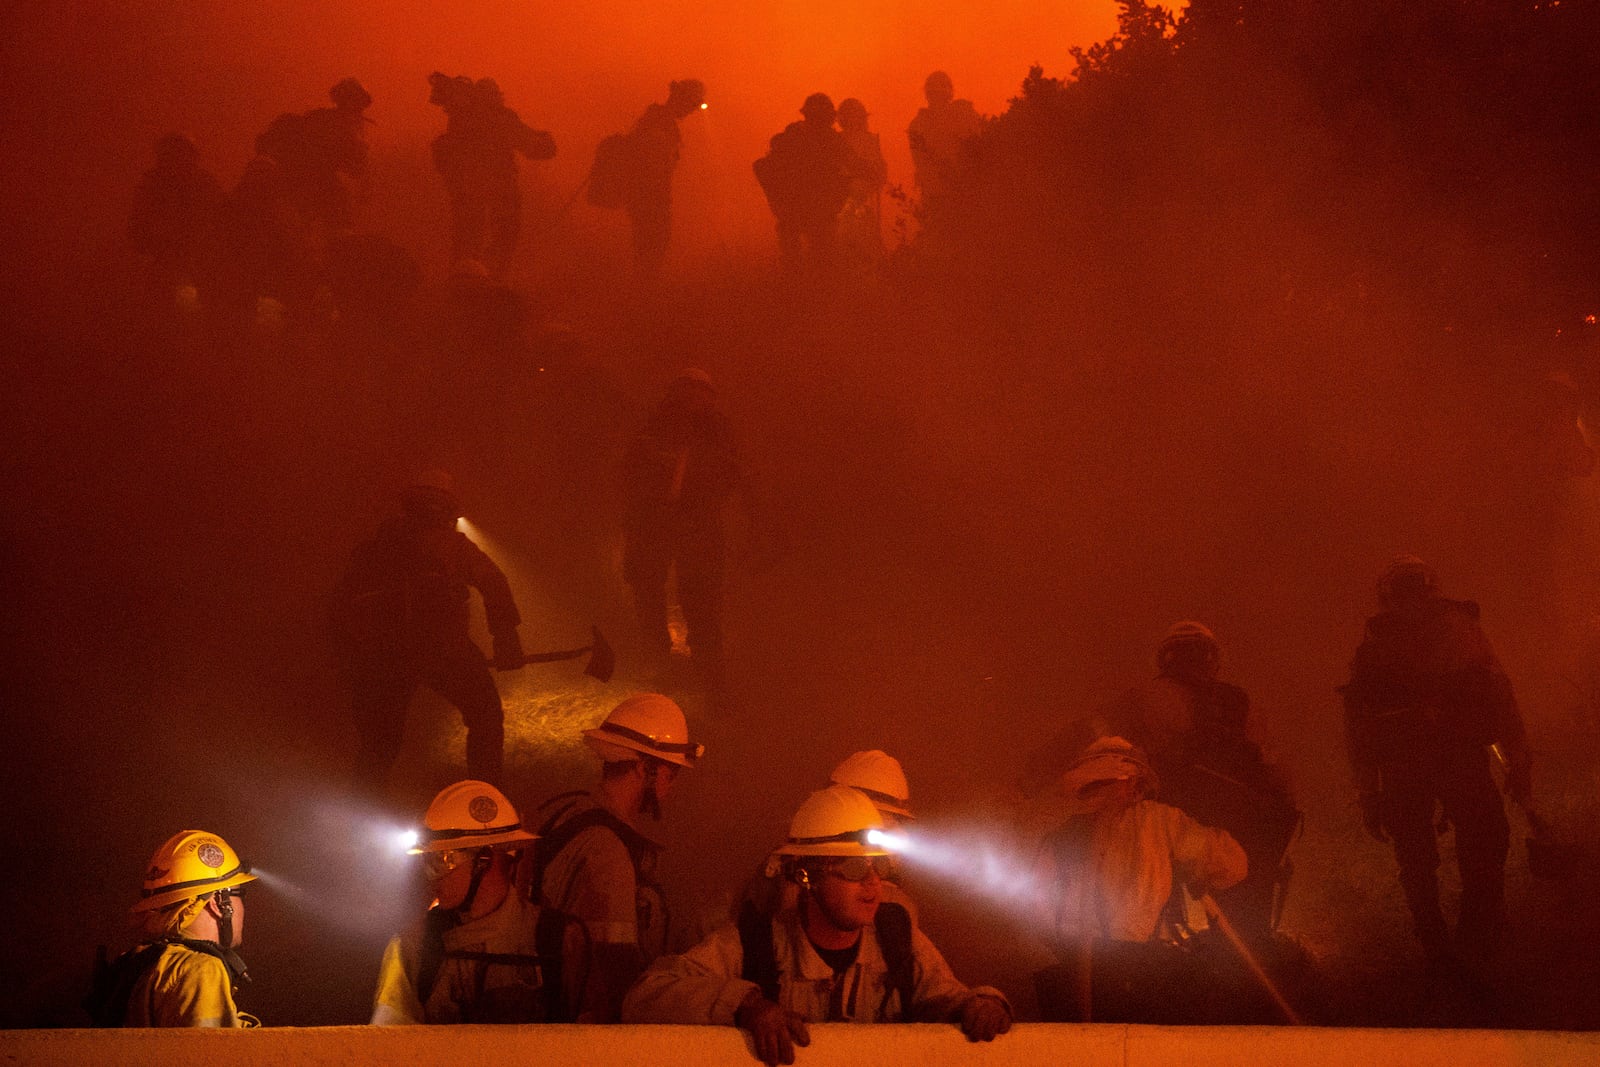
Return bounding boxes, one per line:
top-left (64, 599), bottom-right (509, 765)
top-left (621, 904), bottom-right (1008, 1026)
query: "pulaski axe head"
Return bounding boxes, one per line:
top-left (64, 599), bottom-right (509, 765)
top-left (584, 626), bottom-right (616, 683)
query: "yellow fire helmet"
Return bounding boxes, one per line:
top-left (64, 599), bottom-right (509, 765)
top-left (583, 692), bottom-right (705, 768)
top-left (829, 750), bottom-right (913, 820)
top-left (409, 780), bottom-right (537, 854)
top-left (776, 785), bottom-right (889, 858)
top-left (132, 830), bottom-right (256, 913)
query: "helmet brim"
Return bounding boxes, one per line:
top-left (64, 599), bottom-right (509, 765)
top-left (583, 728), bottom-right (700, 768)
top-left (775, 841), bottom-right (891, 858)
top-left (131, 870), bottom-right (257, 914)
top-left (408, 827), bottom-right (537, 854)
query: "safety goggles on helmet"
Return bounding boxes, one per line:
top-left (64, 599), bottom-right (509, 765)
top-left (822, 856), bottom-right (892, 883)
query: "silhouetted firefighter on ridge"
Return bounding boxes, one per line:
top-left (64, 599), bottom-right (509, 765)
top-left (588, 79), bottom-right (706, 280)
top-left (255, 78), bottom-right (372, 236)
top-left (428, 73), bottom-right (556, 278)
top-left (754, 93), bottom-right (853, 276)
top-left (836, 98), bottom-right (887, 267)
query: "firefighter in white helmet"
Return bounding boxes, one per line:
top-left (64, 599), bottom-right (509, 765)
top-left (527, 692), bottom-right (704, 1020)
top-left (624, 785), bottom-right (1011, 1065)
top-left (1031, 737), bottom-right (1248, 1023)
top-left (1020, 620), bottom-right (1297, 939)
top-left (740, 750), bottom-right (920, 923)
top-left (372, 780), bottom-right (595, 1024)
top-left (87, 831), bottom-right (259, 1027)
top-left (828, 749), bottom-right (913, 827)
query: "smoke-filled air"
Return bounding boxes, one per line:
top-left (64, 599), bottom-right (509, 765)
top-left (3, 0), bottom-right (1599, 1037)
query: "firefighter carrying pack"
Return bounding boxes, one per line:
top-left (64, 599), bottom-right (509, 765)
top-left (84, 938), bottom-right (242, 1027)
top-left (737, 899), bottom-right (916, 1018)
top-left (529, 791), bottom-right (657, 902)
top-left (413, 903), bottom-right (581, 1022)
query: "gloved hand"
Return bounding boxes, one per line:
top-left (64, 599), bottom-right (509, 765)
top-left (1359, 792), bottom-right (1387, 842)
top-left (492, 630), bottom-right (524, 671)
top-left (958, 993), bottom-right (1012, 1042)
top-left (735, 989), bottom-right (809, 1066)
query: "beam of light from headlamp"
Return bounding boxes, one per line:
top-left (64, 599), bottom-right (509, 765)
top-left (875, 824), bottom-right (1047, 921)
top-left (866, 829), bottom-right (911, 852)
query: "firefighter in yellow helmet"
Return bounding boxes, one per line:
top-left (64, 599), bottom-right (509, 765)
top-left (87, 831), bottom-right (259, 1027)
top-left (372, 780), bottom-right (596, 1024)
top-left (623, 785), bottom-right (1011, 1065)
top-left (527, 692), bottom-right (704, 1020)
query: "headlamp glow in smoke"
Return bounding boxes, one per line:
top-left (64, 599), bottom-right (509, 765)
top-left (866, 829), bottom-right (911, 852)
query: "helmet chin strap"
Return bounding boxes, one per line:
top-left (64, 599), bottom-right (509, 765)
top-left (210, 889), bottom-right (251, 983)
top-left (637, 759), bottom-right (666, 821)
top-left (457, 848), bottom-right (494, 916)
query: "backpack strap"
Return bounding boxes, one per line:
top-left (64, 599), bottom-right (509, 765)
top-left (874, 902), bottom-right (915, 1018)
top-left (413, 907), bottom-right (455, 1008)
top-left (530, 794), bottom-right (654, 903)
top-left (737, 899), bottom-right (781, 1003)
top-left (535, 905), bottom-right (574, 1021)
top-left (85, 942), bottom-right (170, 1027)
top-left (413, 905), bottom-right (580, 1023)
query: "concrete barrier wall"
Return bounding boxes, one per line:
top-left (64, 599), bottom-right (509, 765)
top-left (3, 1022), bottom-right (1597, 1066)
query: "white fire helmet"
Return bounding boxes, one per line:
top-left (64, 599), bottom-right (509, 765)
top-left (1062, 737), bottom-right (1159, 800)
top-left (775, 785), bottom-right (889, 858)
top-left (583, 693), bottom-right (705, 768)
top-left (828, 750), bottom-right (912, 819)
top-left (409, 780), bottom-right (537, 854)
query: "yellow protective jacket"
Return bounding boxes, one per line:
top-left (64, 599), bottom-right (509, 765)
top-left (123, 942), bottom-right (249, 1028)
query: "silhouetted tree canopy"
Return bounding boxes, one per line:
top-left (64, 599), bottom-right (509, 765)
top-left (938, 0), bottom-right (1600, 339)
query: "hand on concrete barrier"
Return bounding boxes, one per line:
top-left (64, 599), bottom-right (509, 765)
top-left (959, 994), bottom-right (1012, 1042)
top-left (736, 990), bottom-right (810, 1066)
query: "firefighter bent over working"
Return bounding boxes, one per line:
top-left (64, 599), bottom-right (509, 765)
top-left (1032, 738), bottom-right (1247, 1023)
top-left (332, 473), bottom-right (526, 789)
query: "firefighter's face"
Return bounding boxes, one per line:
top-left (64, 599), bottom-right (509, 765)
top-left (808, 857), bottom-right (882, 934)
top-left (427, 849), bottom-right (478, 910)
